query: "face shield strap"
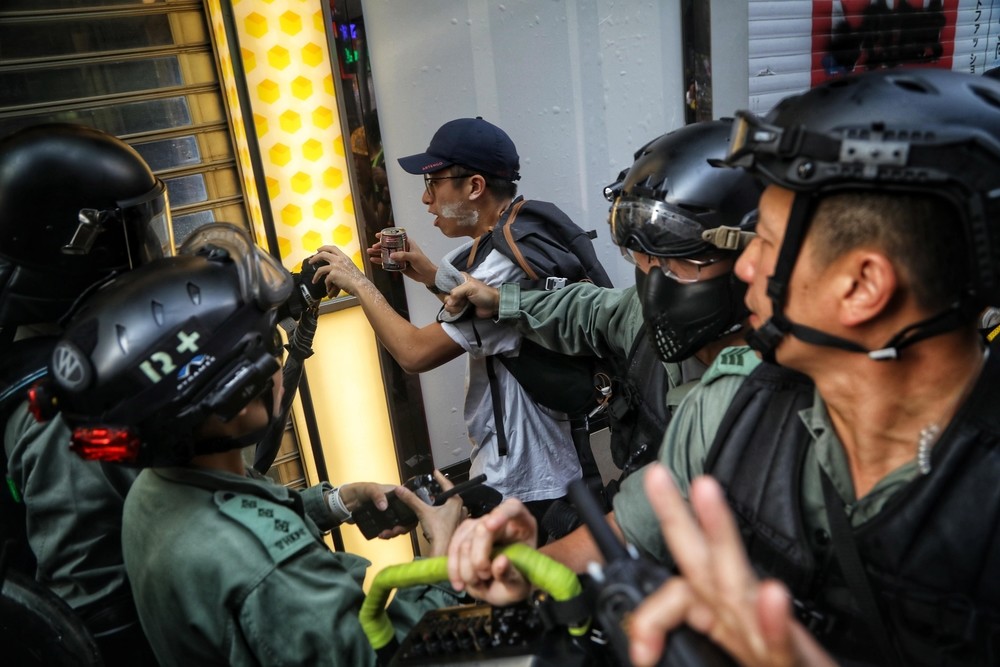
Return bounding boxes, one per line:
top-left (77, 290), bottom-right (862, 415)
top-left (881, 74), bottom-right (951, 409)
top-left (701, 209), bottom-right (759, 251)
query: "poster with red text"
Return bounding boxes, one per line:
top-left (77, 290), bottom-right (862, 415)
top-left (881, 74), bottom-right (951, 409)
top-left (749, 0), bottom-right (1000, 114)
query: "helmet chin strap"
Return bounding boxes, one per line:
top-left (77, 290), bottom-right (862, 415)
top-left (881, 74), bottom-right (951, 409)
top-left (750, 306), bottom-right (968, 362)
top-left (747, 192), bottom-right (968, 363)
top-left (746, 192), bottom-right (816, 363)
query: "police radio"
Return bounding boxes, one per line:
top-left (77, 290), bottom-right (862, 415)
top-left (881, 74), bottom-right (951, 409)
top-left (566, 478), bottom-right (736, 667)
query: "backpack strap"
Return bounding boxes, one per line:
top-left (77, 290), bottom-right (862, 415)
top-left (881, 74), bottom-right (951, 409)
top-left (485, 356), bottom-right (509, 457)
top-left (465, 233), bottom-right (490, 270)
top-left (498, 198), bottom-right (534, 279)
top-left (461, 196), bottom-right (526, 273)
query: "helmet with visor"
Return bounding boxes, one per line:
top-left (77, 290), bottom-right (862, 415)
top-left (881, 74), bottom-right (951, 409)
top-left (0, 124), bottom-right (174, 333)
top-left (34, 223), bottom-right (291, 466)
top-left (605, 120), bottom-right (763, 362)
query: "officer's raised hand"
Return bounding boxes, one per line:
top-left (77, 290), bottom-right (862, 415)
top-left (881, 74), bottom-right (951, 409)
top-left (444, 275), bottom-right (500, 319)
top-left (628, 465), bottom-right (836, 667)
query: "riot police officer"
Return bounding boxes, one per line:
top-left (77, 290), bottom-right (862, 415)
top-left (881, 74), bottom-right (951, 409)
top-left (36, 226), bottom-right (465, 666)
top-left (449, 69), bottom-right (1000, 667)
top-left (1, 123), bottom-right (172, 664)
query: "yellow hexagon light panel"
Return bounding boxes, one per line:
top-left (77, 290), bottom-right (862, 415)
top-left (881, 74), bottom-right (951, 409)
top-left (228, 0), bottom-right (358, 271)
top-left (205, 0), bottom-right (267, 247)
top-left (208, 0), bottom-right (413, 574)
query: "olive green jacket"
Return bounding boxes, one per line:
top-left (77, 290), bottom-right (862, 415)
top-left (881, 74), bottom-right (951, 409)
top-left (612, 346), bottom-right (920, 565)
top-left (122, 466), bottom-right (460, 666)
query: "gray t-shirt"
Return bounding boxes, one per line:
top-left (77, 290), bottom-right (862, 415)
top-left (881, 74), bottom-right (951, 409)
top-left (441, 249), bottom-right (579, 503)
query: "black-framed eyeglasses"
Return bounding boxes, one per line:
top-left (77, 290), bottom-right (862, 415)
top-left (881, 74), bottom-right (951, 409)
top-left (423, 174), bottom-right (470, 194)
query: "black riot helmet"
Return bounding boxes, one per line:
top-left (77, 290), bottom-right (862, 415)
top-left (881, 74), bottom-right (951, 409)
top-left (0, 123), bottom-right (174, 336)
top-left (607, 119), bottom-right (762, 259)
top-left (724, 68), bottom-right (1000, 360)
top-left (605, 120), bottom-right (763, 362)
top-left (33, 224), bottom-right (291, 466)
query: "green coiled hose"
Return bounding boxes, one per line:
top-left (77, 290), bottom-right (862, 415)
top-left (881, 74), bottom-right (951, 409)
top-left (359, 542), bottom-right (588, 651)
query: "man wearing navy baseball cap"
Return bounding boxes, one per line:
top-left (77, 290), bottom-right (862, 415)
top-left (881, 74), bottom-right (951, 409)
top-left (396, 117), bottom-right (521, 182)
top-left (311, 117), bottom-right (598, 542)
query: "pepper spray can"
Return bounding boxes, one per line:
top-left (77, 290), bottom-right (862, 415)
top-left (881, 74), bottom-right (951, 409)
top-left (380, 227), bottom-right (408, 271)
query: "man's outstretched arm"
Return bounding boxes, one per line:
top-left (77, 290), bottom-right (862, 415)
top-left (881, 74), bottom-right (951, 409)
top-left (312, 245), bottom-right (462, 373)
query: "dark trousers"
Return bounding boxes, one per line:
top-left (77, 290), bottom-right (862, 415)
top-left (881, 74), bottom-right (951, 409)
top-left (80, 594), bottom-right (159, 666)
top-left (523, 496), bottom-right (568, 546)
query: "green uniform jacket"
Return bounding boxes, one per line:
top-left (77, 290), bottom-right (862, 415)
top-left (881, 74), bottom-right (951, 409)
top-left (122, 466), bottom-right (460, 666)
top-left (497, 283), bottom-right (645, 360)
top-left (612, 346), bottom-right (920, 566)
top-left (496, 282), bottom-right (706, 408)
top-left (4, 402), bottom-right (140, 610)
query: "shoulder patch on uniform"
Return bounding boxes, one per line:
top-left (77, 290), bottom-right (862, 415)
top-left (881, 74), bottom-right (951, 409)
top-left (216, 492), bottom-right (316, 565)
top-left (700, 346), bottom-right (761, 385)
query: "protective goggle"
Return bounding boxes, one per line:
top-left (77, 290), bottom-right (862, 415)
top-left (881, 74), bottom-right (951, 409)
top-left (723, 110), bottom-right (785, 169)
top-left (608, 197), bottom-right (709, 258)
top-left (179, 223), bottom-right (293, 311)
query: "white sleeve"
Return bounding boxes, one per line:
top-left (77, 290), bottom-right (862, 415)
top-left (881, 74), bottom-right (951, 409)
top-left (440, 249), bottom-right (525, 357)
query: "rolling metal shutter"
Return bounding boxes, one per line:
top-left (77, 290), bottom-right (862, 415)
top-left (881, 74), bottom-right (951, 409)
top-left (0, 0), bottom-right (248, 244)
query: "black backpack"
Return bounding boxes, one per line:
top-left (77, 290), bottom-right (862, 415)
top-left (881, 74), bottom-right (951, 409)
top-left (453, 196), bottom-right (615, 453)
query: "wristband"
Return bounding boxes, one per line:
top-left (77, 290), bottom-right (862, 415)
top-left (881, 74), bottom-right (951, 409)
top-left (326, 487), bottom-right (352, 523)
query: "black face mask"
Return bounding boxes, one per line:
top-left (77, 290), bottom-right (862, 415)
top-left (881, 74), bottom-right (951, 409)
top-left (636, 265), bottom-right (747, 363)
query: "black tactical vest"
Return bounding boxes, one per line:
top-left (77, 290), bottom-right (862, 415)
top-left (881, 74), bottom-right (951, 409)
top-left (607, 325), bottom-right (670, 473)
top-left (704, 356), bottom-right (1000, 666)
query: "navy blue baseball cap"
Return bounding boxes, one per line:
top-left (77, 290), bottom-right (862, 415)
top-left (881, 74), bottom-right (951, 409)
top-left (397, 117), bottom-right (521, 181)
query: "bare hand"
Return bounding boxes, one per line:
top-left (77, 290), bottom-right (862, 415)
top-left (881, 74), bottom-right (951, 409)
top-left (337, 481), bottom-right (396, 512)
top-left (311, 245), bottom-right (368, 297)
top-left (367, 232), bottom-right (438, 286)
top-left (445, 498), bottom-right (537, 605)
top-left (627, 465), bottom-right (836, 667)
top-left (394, 470), bottom-right (466, 556)
top-left (444, 276), bottom-right (500, 318)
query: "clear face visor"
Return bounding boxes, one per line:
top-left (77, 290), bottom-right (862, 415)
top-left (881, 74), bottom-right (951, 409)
top-left (608, 197), bottom-right (707, 256)
top-left (64, 178), bottom-right (175, 268)
top-left (119, 178), bottom-right (175, 265)
top-left (179, 222), bottom-right (293, 310)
